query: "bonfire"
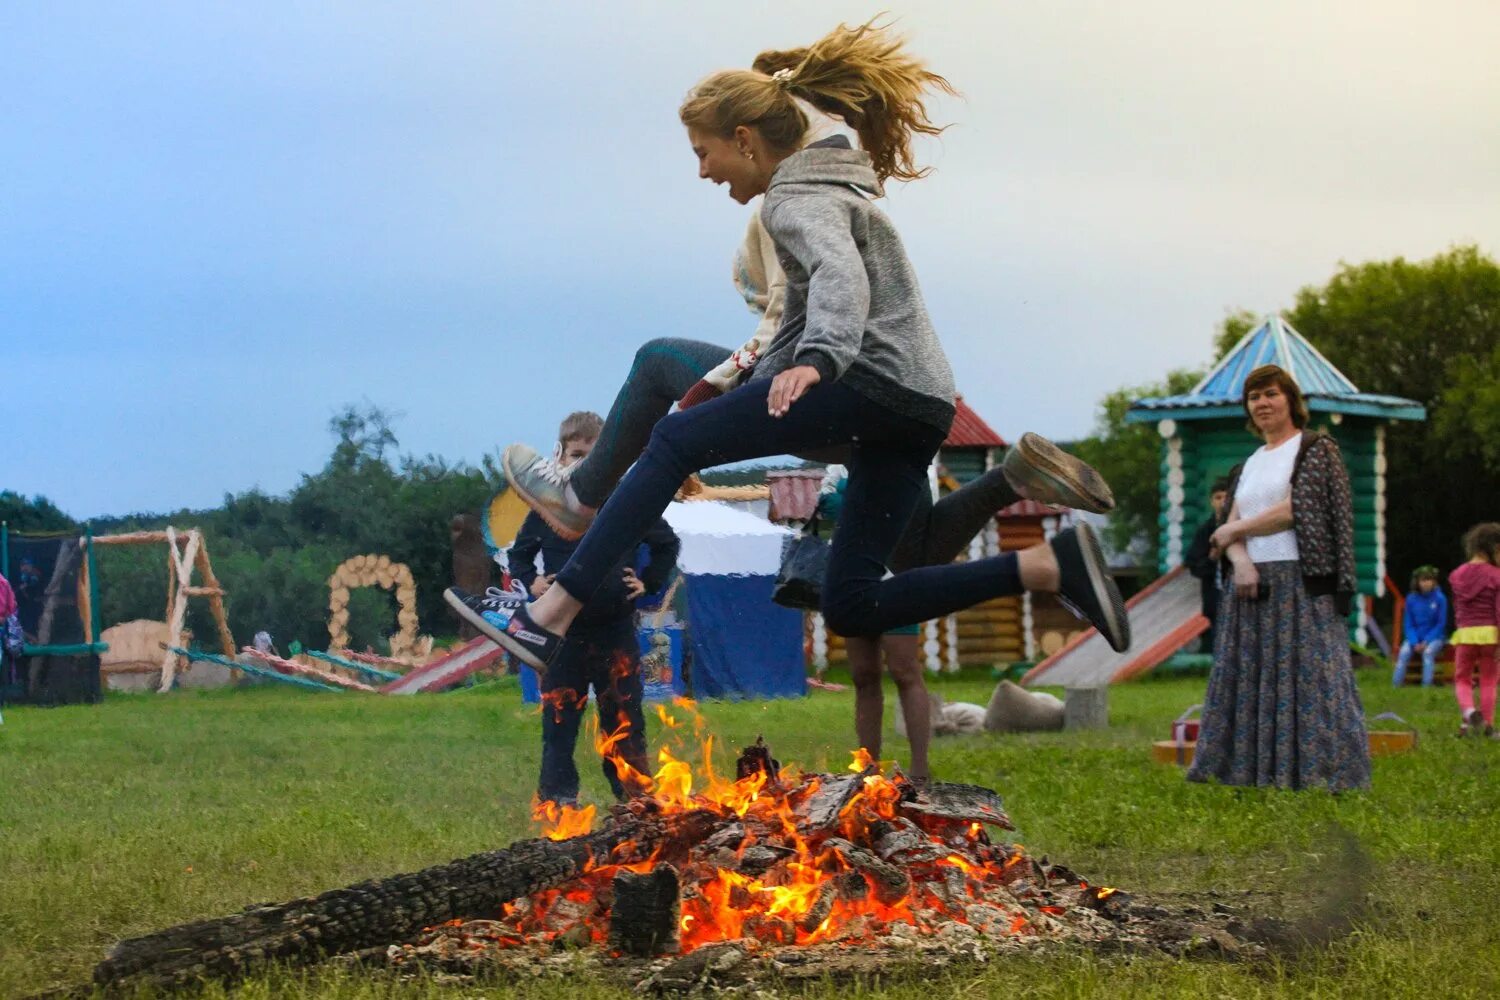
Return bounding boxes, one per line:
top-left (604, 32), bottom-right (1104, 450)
top-left (87, 699), bottom-right (1272, 997)
top-left (386, 699), bottom-right (1132, 985)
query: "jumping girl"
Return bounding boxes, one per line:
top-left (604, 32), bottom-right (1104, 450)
top-left (450, 20), bottom-right (1129, 671)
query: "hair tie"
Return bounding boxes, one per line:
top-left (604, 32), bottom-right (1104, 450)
top-left (772, 67), bottom-right (795, 87)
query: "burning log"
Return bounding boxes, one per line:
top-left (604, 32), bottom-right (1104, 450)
top-left (897, 781), bottom-right (1014, 831)
top-left (796, 773), bottom-right (866, 831)
top-left (91, 810), bottom-right (717, 994)
top-left (796, 881), bottom-right (838, 934)
top-left (873, 818), bottom-right (947, 865)
top-left (608, 864), bottom-right (681, 956)
top-left (735, 844), bottom-right (790, 877)
top-left (824, 837), bottom-right (911, 905)
top-left (703, 822), bottom-right (746, 852)
top-left (735, 736), bottom-right (779, 782)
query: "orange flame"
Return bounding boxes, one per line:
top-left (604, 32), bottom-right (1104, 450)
top-left (502, 702), bottom-right (1049, 956)
top-left (530, 798), bottom-right (597, 841)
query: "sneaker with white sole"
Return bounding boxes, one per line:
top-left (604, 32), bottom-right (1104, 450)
top-left (445, 586), bottom-right (561, 672)
top-left (445, 581), bottom-right (528, 636)
top-left (1003, 432), bottom-right (1115, 514)
top-left (502, 443), bottom-right (593, 541)
top-left (494, 603), bottom-right (563, 672)
top-left (1050, 522), bottom-right (1130, 652)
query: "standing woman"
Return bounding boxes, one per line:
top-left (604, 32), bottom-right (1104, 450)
top-left (458, 19), bottom-right (1129, 672)
top-left (1188, 364), bottom-right (1370, 792)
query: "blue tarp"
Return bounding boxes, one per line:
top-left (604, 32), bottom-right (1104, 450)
top-left (683, 573), bottom-right (805, 700)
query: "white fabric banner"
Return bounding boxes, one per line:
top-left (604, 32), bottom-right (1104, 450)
top-left (662, 501), bottom-right (794, 577)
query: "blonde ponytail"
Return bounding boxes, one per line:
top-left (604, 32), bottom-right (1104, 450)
top-left (680, 17), bottom-right (955, 184)
top-left (759, 18), bottom-right (956, 182)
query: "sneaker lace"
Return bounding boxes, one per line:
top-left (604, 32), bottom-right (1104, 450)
top-left (531, 456), bottom-right (570, 488)
top-left (485, 580), bottom-right (528, 606)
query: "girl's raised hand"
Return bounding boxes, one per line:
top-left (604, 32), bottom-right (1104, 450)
top-left (768, 365), bottom-right (821, 417)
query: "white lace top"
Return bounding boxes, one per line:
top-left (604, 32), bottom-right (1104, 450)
top-left (1235, 432), bottom-right (1301, 563)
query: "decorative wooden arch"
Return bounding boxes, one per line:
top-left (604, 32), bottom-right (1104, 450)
top-left (327, 554), bottom-right (419, 658)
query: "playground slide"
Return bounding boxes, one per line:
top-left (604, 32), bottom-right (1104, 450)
top-left (1022, 565), bottom-right (1208, 688)
top-left (380, 636), bottom-right (506, 695)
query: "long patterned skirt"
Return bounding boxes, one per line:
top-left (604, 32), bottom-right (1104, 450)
top-left (1187, 560), bottom-right (1371, 792)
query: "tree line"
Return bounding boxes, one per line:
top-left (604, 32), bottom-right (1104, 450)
top-left (5, 405), bottom-right (499, 652)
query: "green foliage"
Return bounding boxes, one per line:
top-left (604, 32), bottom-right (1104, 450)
top-left (87, 405), bottom-right (501, 652)
top-left (1284, 245), bottom-right (1500, 577)
top-left (0, 491), bottom-right (76, 534)
top-left (1073, 368), bottom-right (1204, 577)
top-left (1211, 307), bottom-right (1259, 358)
top-left (1437, 340), bottom-right (1500, 466)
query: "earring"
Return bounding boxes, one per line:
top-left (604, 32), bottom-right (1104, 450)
top-left (743, 151), bottom-right (753, 160)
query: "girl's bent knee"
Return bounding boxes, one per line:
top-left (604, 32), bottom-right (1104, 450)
top-left (822, 600), bottom-right (878, 640)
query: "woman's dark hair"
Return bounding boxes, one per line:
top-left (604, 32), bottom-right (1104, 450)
top-left (1409, 565), bottom-right (1439, 590)
top-left (1241, 363), bottom-right (1309, 436)
top-left (1462, 522), bottom-right (1500, 564)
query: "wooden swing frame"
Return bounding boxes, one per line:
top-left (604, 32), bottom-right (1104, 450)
top-left (82, 527), bottom-right (236, 692)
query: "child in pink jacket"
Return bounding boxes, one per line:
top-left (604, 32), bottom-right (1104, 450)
top-left (1449, 523), bottom-right (1500, 738)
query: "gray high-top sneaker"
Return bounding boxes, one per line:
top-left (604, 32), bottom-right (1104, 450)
top-left (1003, 432), bottom-right (1115, 513)
top-left (502, 443), bottom-right (594, 541)
top-left (1051, 522), bottom-right (1130, 653)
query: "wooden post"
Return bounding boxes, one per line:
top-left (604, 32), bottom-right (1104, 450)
top-left (158, 527), bottom-right (202, 692)
top-left (193, 537), bottom-right (236, 657)
top-left (1064, 686), bottom-right (1110, 730)
top-left (78, 542), bottom-right (94, 645)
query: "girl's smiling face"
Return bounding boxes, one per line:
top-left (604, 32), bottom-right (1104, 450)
top-left (688, 126), bottom-right (766, 205)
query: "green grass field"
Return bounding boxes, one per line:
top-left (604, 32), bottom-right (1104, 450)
top-left (2, 669), bottom-right (1497, 998)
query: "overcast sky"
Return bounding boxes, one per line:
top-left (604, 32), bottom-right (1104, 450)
top-left (5, 1), bottom-right (1497, 518)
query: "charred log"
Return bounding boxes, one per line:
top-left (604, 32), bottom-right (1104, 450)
top-left (824, 837), bottom-right (911, 905)
top-left (92, 810), bottom-right (717, 994)
top-left (735, 736), bottom-right (780, 783)
top-left (897, 781), bottom-right (1014, 830)
top-left (608, 864), bottom-right (681, 956)
top-left (796, 773), bottom-right (865, 831)
top-left (796, 881), bottom-right (839, 934)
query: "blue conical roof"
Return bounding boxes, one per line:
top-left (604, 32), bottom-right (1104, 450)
top-left (1126, 316), bottom-right (1425, 423)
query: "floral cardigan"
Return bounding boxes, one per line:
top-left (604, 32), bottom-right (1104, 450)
top-left (1222, 431), bottom-right (1359, 615)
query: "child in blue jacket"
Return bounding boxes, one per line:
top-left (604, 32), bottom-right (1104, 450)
top-left (1393, 565), bottom-right (1448, 686)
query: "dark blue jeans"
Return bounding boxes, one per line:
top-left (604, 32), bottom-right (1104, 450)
top-left (571, 338), bottom-right (732, 508)
top-left (554, 378), bottom-right (1023, 638)
top-left (538, 616), bottom-right (648, 805)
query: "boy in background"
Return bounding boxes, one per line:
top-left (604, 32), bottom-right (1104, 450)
top-left (1392, 566), bottom-right (1448, 686)
top-left (1185, 478), bottom-right (1231, 651)
top-left (483, 412), bottom-right (680, 807)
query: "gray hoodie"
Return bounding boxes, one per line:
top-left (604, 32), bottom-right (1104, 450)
top-left (750, 136), bottom-right (956, 433)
